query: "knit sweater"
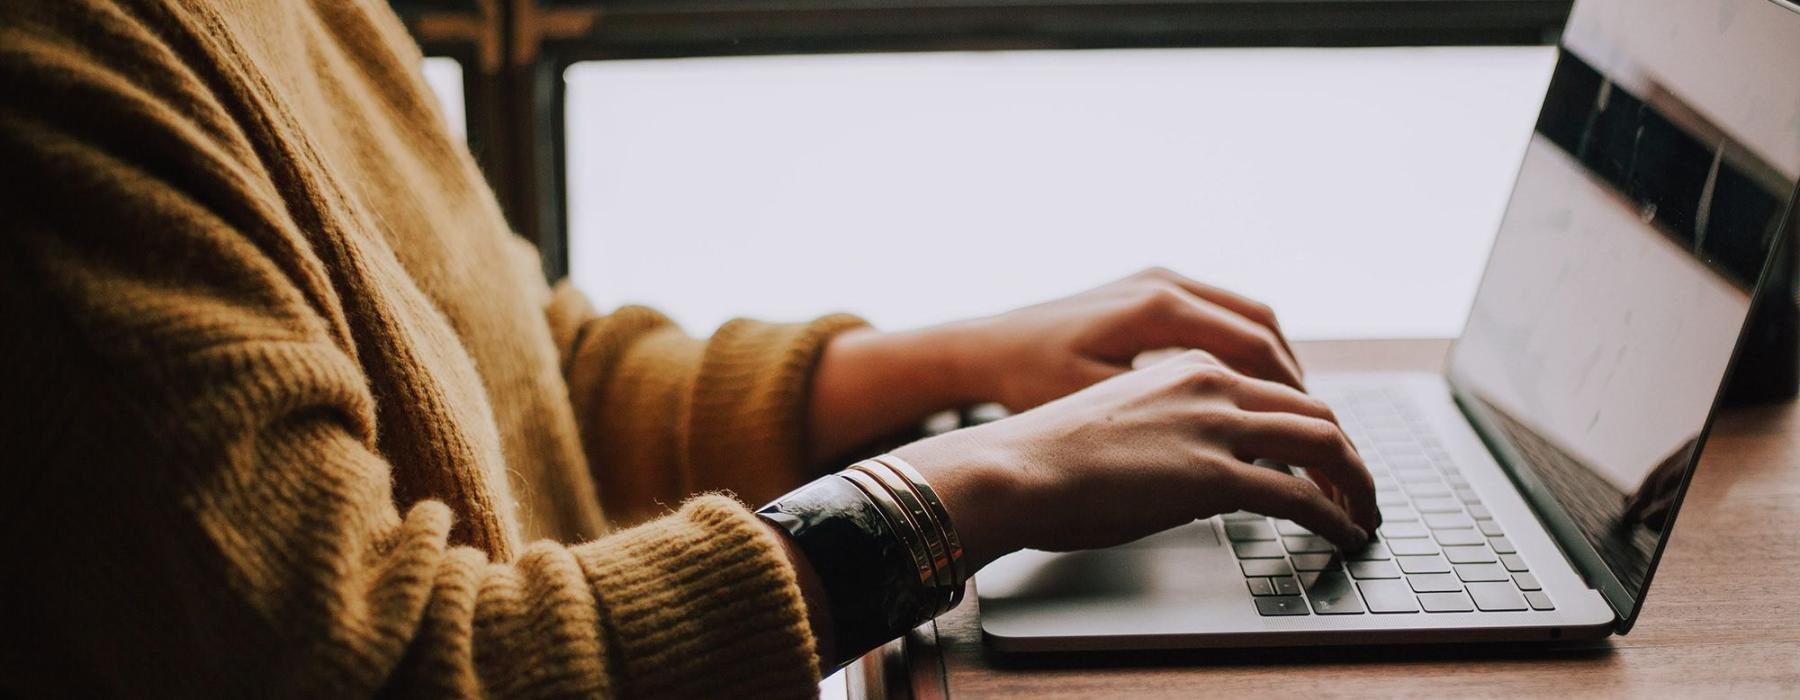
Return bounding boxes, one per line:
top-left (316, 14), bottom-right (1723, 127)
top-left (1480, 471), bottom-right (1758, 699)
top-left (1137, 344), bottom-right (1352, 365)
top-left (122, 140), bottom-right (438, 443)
top-left (0, 0), bottom-right (867, 696)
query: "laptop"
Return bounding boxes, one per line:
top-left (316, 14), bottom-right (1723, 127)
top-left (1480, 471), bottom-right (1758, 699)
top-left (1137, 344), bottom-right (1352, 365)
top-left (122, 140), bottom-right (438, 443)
top-left (977, 0), bottom-right (1800, 651)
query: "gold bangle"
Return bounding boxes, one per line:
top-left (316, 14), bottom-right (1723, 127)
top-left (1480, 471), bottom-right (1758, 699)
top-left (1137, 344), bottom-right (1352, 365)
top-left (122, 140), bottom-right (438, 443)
top-left (838, 469), bottom-right (937, 588)
top-left (871, 454), bottom-right (968, 596)
top-left (850, 461), bottom-right (954, 593)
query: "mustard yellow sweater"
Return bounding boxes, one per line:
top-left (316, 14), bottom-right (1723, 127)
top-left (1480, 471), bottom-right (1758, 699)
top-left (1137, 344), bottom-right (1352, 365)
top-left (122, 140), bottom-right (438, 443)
top-left (0, 0), bottom-right (867, 696)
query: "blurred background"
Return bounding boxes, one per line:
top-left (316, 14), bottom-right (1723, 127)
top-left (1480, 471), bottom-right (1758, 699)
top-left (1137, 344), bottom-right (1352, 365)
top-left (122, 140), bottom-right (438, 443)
top-left (397, 0), bottom-right (1572, 341)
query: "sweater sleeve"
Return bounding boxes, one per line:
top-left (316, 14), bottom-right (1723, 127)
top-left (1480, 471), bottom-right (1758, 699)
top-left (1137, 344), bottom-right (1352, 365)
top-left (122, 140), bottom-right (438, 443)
top-left (544, 281), bottom-right (868, 527)
top-left (0, 4), bottom-right (819, 696)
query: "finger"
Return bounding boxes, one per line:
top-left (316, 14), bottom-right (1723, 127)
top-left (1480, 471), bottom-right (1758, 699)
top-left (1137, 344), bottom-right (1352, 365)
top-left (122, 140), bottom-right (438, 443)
top-left (1222, 377), bottom-right (1360, 508)
top-left (1224, 412), bottom-right (1380, 532)
top-left (1220, 372), bottom-right (1340, 424)
top-left (1141, 267), bottom-right (1298, 364)
top-left (1075, 357), bottom-right (1129, 388)
top-left (1137, 291), bottom-right (1305, 390)
top-left (1225, 460), bottom-right (1369, 550)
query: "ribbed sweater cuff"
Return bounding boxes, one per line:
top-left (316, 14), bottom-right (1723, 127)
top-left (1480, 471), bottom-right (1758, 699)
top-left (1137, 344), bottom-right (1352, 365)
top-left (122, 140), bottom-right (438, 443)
top-left (573, 495), bottom-right (819, 699)
top-left (688, 313), bottom-right (870, 504)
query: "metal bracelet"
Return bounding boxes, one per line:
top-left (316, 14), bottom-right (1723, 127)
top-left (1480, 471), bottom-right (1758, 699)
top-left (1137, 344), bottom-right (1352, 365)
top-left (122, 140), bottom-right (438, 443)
top-left (849, 460), bottom-right (955, 593)
top-left (838, 468), bottom-right (938, 588)
top-left (872, 453), bottom-right (969, 597)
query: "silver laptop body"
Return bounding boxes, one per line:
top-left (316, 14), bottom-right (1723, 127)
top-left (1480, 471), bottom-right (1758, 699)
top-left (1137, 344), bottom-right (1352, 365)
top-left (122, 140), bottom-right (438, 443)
top-left (979, 0), bottom-right (1800, 651)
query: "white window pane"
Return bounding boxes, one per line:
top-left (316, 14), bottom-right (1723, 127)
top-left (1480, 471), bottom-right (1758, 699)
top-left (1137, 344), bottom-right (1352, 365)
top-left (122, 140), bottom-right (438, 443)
top-left (566, 47), bottom-right (1556, 339)
top-left (422, 56), bottom-right (467, 140)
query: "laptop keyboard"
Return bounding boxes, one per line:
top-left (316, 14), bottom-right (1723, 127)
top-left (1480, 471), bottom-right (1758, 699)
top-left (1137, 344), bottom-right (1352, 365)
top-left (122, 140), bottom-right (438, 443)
top-left (1226, 388), bottom-right (1555, 616)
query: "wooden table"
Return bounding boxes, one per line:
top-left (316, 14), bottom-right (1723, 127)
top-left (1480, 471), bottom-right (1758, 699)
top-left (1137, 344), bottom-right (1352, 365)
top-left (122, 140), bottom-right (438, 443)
top-left (846, 339), bottom-right (1800, 698)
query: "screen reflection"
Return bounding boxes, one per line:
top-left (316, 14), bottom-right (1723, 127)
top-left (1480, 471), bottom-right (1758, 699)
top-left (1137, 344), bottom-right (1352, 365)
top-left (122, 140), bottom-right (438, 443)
top-left (1448, 0), bottom-right (1798, 602)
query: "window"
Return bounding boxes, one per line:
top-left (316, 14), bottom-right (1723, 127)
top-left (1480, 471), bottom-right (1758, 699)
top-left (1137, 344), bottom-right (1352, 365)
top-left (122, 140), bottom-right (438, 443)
top-left (422, 57), bottom-right (468, 140)
top-left (394, 0), bottom-right (1571, 338)
top-left (564, 47), bottom-right (1556, 338)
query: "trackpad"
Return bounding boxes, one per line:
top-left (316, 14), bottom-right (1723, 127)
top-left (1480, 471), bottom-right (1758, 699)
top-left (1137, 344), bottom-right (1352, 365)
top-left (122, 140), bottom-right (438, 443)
top-left (979, 520), bottom-right (1221, 602)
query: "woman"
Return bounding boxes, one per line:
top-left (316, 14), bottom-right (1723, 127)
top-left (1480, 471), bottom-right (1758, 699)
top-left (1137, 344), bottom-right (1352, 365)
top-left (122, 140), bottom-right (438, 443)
top-left (0, 0), bottom-right (1378, 696)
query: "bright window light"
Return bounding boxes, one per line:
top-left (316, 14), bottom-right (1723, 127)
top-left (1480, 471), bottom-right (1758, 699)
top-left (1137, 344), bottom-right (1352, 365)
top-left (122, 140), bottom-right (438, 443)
top-left (565, 47), bottom-right (1556, 339)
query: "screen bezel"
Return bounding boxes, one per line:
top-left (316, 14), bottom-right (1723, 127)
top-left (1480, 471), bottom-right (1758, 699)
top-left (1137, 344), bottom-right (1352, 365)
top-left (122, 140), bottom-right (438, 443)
top-left (1442, 0), bottom-right (1800, 633)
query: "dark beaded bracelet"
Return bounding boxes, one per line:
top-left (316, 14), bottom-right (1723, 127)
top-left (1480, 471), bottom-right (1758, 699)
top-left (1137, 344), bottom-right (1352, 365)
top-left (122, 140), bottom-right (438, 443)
top-left (757, 474), bottom-right (936, 667)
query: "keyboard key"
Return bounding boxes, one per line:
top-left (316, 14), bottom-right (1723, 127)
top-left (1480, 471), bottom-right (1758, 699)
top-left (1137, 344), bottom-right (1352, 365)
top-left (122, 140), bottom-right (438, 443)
top-left (1379, 522), bottom-right (1430, 539)
top-left (1416, 497), bottom-right (1463, 513)
top-left (1468, 582), bottom-right (1528, 611)
top-left (1303, 571), bottom-right (1366, 615)
top-left (1513, 572), bottom-right (1541, 591)
top-left (1397, 470), bottom-right (1441, 485)
top-left (1379, 505), bottom-right (1419, 522)
top-left (1433, 529), bottom-right (1485, 547)
top-left (1500, 554), bottom-right (1529, 572)
top-left (1455, 488), bottom-right (1482, 504)
top-left (1525, 591), bottom-right (1555, 610)
top-left (1271, 575), bottom-right (1302, 596)
top-left (1347, 542), bottom-right (1391, 561)
top-left (1388, 454), bottom-right (1432, 470)
top-left (1477, 519), bottom-right (1506, 537)
top-left (1358, 579), bottom-right (1422, 613)
top-left (1382, 442), bottom-right (1425, 457)
top-left (1454, 563), bottom-right (1511, 582)
top-left (1445, 474), bottom-right (1470, 487)
top-left (1404, 482), bottom-right (1452, 497)
top-left (1425, 512), bottom-right (1474, 530)
top-left (1371, 428), bottom-right (1413, 443)
top-left (1283, 535), bottom-right (1335, 553)
top-left (1443, 545), bottom-right (1497, 564)
top-left (1222, 511), bottom-right (1264, 521)
top-left (1489, 536), bottom-right (1517, 554)
top-left (1247, 577), bottom-right (1276, 596)
top-left (1241, 559), bottom-right (1295, 577)
top-left (1468, 504), bottom-right (1493, 519)
top-left (1419, 591), bottom-right (1476, 613)
top-left (1387, 538), bottom-right (1440, 556)
top-left (1274, 520), bottom-right (1313, 537)
top-left (1234, 541), bottom-right (1287, 559)
top-left (1376, 491), bottom-right (1411, 506)
top-left (1397, 555), bottom-right (1453, 574)
top-left (1255, 596), bottom-right (1311, 616)
top-left (1292, 553), bottom-right (1339, 571)
top-left (1226, 521), bottom-right (1276, 541)
top-left (1348, 560), bottom-right (1401, 579)
top-left (1407, 573), bottom-right (1464, 593)
top-left (1360, 411), bottom-right (1402, 427)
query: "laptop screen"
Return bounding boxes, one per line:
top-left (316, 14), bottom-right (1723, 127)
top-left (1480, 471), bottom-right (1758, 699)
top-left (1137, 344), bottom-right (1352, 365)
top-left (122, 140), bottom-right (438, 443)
top-left (1445, 0), bottom-right (1800, 628)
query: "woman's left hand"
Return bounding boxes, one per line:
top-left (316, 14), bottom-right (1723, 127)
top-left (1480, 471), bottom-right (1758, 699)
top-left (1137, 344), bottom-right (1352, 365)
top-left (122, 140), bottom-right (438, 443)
top-left (941, 267), bottom-right (1302, 412)
top-left (809, 267), bottom-right (1303, 460)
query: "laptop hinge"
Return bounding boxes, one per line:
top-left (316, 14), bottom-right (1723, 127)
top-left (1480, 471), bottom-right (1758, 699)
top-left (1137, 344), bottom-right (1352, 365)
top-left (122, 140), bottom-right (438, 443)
top-left (1446, 386), bottom-right (1634, 627)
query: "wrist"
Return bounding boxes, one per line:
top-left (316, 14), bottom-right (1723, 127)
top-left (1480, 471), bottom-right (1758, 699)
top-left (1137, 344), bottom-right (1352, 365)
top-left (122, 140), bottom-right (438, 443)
top-left (864, 322), bottom-right (993, 409)
top-left (924, 318), bottom-right (1005, 407)
top-left (810, 326), bottom-right (983, 462)
top-left (892, 425), bottom-right (1028, 572)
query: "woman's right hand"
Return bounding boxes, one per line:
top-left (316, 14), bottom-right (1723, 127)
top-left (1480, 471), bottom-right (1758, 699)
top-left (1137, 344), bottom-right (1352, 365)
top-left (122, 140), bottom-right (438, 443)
top-left (894, 349), bottom-right (1380, 573)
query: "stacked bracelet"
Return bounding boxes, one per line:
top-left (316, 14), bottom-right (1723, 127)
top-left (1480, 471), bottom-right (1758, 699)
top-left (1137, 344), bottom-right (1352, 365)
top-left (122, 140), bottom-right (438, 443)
top-left (860, 455), bottom-right (967, 614)
top-left (756, 453), bottom-right (968, 666)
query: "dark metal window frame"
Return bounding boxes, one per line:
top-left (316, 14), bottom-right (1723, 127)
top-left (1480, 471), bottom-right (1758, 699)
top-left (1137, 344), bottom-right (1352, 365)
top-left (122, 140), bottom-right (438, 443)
top-left (397, 0), bottom-right (1571, 280)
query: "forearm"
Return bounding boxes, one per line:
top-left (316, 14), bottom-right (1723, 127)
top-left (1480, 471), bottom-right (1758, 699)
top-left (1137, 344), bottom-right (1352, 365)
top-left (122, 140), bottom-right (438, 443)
top-left (807, 325), bottom-right (989, 463)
